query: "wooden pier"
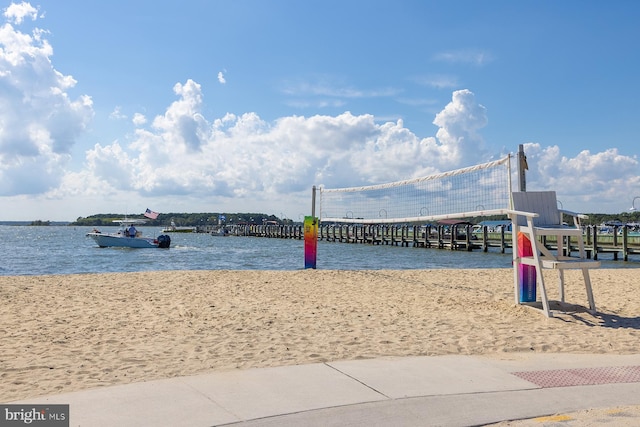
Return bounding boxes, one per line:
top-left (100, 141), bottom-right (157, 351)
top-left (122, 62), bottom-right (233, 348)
top-left (225, 224), bottom-right (305, 239)
top-left (317, 224), bottom-right (511, 252)
top-left (224, 223), bottom-right (640, 261)
top-left (584, 226), bottom-right (640, 261)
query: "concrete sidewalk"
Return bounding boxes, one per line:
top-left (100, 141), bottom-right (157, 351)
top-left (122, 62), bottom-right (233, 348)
top-left (12, 353), bottom-right (640, 426)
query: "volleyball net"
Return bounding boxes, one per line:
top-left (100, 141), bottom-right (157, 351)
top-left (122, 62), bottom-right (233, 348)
top-left (317, 155), bottom-right (513, 224)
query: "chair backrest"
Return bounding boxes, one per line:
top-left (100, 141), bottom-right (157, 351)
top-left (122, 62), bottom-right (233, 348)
top-left (511, 191), bottom-right (561, 226)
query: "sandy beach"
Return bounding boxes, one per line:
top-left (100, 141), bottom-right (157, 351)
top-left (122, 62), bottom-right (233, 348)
top-left (1, 268), bottom-right (639, 404)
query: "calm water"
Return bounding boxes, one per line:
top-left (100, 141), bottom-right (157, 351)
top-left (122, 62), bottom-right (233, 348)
top-left (0, 226), bottom-right (637, 276)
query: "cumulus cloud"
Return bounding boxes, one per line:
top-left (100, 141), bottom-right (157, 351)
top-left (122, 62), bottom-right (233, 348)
top-left (132, 112), bottom-right (147, 126)
top-left (83, 87), bottom-right (492, 206)
top-left (1, 3), bottom-right (639, 218)
top-left (0, 3), bottom-right (93, 196)
top-left (217, 70), bottom-right (226, 84)
top-left (521, 143), bottom-right (640, 210)
top-left (3, 1), bottom-right (38, 24)
top-left (34, 76), bottom-right (640, 216)
top-left (432, 89), bottom-right (489, 166)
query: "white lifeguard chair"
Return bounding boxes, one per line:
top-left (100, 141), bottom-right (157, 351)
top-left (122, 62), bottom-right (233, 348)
top-left (508, 191), bottom-right (600, 317)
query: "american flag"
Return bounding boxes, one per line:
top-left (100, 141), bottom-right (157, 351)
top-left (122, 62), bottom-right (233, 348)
top-left (144, 208), bottom-right (159, 219)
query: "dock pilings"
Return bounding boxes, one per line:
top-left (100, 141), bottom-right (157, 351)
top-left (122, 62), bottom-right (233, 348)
top-left (225, 223), bottom-right (639, 261)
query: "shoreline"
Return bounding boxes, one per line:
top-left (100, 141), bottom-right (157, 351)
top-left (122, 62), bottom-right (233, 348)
top-left (2, 268), bottom-right (639, 403)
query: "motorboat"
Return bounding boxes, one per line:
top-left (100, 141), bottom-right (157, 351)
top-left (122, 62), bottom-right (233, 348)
top-left (86, 219), bottom-right (171, 248)
top-left (211, 215), bottom-right (230, 236)
top-left (211, 226), bottom-right (229, 236)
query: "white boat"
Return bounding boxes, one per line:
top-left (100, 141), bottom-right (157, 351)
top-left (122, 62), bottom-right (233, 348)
top-left (86, 219), bottom-right (171, 248)
top-left (162, 220), bottom-right (195, 233)
top-left (211, 226), bottom-right (229, 236)
top-left (211, 215), bottom-right (229, 236)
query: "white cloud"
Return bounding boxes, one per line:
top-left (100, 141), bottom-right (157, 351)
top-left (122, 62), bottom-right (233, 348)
top-left (82, 87), bottom-right (492, 207)
top-left (109, 106), bottom-right (127, 120)
top-left (132, 112), bottom-right (147, 126)
top-left (0, 4), bottom-right (93, 196)
top-left (10, 69), bottom-right (640, 219)
top-left (4, 1), bottom-right (38, 25)
top-left (143, 79), bottom-right (208, 153)
top-left (431, 89), bottom-right (489, 166)
top-left (519, 143), bottom-right (640, 212)
top-left (217, 70), bottom-right (226, 84)
top-left (1, 6), bottom-right (639, 219)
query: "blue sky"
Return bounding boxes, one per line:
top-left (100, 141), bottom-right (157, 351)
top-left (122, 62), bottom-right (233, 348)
top-left (1, 0), bottom-right (640, 221)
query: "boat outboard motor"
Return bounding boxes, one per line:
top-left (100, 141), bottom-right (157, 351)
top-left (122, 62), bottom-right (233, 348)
top-left (157, 234), bottom-right (171, 248)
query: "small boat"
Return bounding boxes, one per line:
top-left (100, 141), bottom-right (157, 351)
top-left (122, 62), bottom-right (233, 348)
top-left (162, 220), bottom-right (195, 233)
top-left (211, 226), bottom-right (229, 237)
top-left (211, 215), bottom-right (229, 236)
top-left (86, 219), bottom-right (171, 248)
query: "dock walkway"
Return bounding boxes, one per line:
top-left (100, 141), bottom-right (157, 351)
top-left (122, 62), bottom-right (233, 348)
top-left (226, 223), bottom-right (640, 262)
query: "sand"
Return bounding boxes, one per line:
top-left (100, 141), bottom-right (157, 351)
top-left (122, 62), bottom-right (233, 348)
top-left (1, 268), bottom-right (640, 404)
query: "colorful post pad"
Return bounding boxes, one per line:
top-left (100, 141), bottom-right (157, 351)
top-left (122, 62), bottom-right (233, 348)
top-left (517, 231), bottom-right (536, 302)
top-left (304, 216), bottom-right (318, 269)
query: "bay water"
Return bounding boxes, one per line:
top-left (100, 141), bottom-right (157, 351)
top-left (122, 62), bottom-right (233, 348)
top-left (0, 226), bottom-right (637, 276)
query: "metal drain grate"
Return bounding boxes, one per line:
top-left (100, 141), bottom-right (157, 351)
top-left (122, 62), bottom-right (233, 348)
top-left (512, 366), bottom-right (640, 388)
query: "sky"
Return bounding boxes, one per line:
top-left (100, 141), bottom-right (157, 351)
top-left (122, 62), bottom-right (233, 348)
top-left (1, 0), bottom-right (640, 221)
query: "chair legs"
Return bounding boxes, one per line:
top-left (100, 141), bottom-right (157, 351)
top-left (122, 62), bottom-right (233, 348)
top-left (536, 264), bottom-right (551, 317)
top-left (539, 267), bottom-right (596, 317)
top-left (582, 268), bottom-right (596, 313)
top-left (558, 270), bottom-right (565, 303)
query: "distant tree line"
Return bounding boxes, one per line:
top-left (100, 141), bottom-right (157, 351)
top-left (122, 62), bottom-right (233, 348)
top-left (461, 211), bottom-right (640, 227)
top-left (577, 211), bottom-right (640, 226)
top-left (71, 212), bottom-right (297, 227)
top-left (70, 211), bottom-right (640, 228)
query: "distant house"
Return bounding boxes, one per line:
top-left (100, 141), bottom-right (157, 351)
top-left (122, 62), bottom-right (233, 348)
top-left (437, 219), bottom-right (474, 226)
